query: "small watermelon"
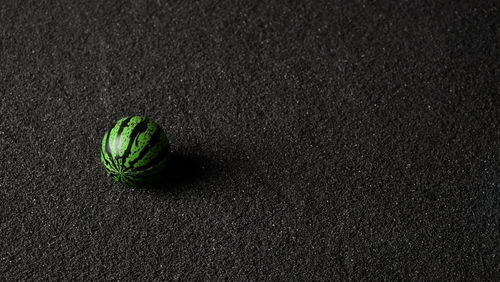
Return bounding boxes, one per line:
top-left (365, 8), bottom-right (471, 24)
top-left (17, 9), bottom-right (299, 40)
top-left (100, 116), bottom-right (170, 185)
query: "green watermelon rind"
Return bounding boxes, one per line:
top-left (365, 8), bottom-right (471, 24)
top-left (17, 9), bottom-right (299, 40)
top-left (100, 116), bottom-right (170, 185)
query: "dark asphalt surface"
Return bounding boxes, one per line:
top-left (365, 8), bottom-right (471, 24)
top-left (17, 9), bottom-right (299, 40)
top-left (1, 1), bottom-right (499, 280)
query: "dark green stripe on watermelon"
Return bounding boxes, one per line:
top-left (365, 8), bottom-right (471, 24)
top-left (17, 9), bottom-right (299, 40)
top-left (100, 116), bottom-right (170, 185)
top-left (125, 126), bottom-right (163, 169)
top-left (120, 118), bottom-right (149, 162)
top-left (113, 116), bottom-right (133, 159)
top-left (130, 144), bottom-right (170, 172)
top-left (102, 131), bottom-right (118, 170)
top-left (100, 151), bottom-right (116, 171)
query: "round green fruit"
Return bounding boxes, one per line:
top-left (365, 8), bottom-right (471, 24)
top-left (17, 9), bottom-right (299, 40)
top-left (100, 116), bottom-right (170, 185)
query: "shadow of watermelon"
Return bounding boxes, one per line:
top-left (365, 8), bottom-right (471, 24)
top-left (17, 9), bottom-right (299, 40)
top-left (145, 152), bottom-right (217, 192)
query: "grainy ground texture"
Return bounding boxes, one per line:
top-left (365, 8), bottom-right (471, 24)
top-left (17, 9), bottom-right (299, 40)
top-left (0, 0), bottom-right (499, 280)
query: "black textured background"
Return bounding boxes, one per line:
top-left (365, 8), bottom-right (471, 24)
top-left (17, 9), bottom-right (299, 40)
top-left (1, 0), bottom-right (499, 280)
